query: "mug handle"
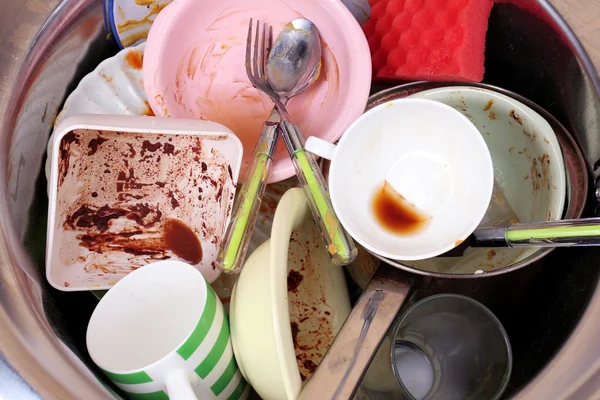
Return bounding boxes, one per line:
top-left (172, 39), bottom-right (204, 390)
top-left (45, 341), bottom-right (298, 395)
top-left (165, 369), bottom-right (201, 400)
top-left (305, 136), bottom-right (338, 160)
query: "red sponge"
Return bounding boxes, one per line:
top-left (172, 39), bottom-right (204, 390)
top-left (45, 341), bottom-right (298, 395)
top-left (363, 0), bottom-right (493, 82)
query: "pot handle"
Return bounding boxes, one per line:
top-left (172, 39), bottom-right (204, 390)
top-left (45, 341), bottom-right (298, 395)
top-left (298, 265), bottom-right (414, 399)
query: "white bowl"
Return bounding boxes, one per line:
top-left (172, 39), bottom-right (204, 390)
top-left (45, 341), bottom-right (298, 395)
top-left (306, 98), bottom-right (494, 261)
top-left (403, 86), bottom-right (566, 273)
top-left (230, 188), bottom-right (351, 400)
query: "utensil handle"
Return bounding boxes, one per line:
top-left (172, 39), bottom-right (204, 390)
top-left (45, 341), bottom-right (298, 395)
top-left (473, 218), bottom-right (600, 248)
top-left (298, 265), bottom-right (414, 399)
top-left (505, 217), bottom-right (600, 247)
top-left (216, 121), bottom-right (278, 274)
top-left (279, 121), bottom-right (357, 266)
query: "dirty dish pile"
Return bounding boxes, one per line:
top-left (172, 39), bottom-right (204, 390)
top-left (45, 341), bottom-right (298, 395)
top-left (41, 0), bottom-right (595, 399)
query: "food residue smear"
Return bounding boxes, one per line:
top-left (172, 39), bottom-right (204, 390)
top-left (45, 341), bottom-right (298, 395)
top-left (372, 181), bottom-right (430, 234)
top-left (164, 219), bottom-right (203, 264)
top-left (125, 50), bottom-right (143, 70)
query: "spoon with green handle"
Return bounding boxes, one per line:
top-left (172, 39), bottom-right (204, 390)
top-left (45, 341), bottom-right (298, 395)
top-left (216, 19), bottom-right (325, 274)
top-left (268, 18), bottom-right (358, 266)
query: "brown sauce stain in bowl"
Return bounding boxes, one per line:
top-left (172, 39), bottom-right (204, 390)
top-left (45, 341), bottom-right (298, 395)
top-left (163, 219), bottom-right (203, 264)
top-left (372, 181), bottom-right (430, 234)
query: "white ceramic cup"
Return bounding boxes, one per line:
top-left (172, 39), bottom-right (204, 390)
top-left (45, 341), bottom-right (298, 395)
top-left (305, 98), bottom-right (494, 261)
top-left (86, 260), bottom-right (248, 400)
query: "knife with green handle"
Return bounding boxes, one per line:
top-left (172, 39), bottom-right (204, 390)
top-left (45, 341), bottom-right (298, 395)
top-left (442, 217), bottom-right (600, 258)
top-left (216, 108), bottom-right (280, 274)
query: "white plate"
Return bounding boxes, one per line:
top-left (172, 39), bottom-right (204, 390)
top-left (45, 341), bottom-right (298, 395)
top-left (45, 43), bottom-right (148, 192)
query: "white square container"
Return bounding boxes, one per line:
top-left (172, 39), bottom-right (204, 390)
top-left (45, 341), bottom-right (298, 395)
top-left (46, 114), bottom-right (243, 291)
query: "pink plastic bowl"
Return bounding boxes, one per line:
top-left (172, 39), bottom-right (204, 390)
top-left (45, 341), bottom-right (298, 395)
top-left (143, 0), bottom-right (371, 183)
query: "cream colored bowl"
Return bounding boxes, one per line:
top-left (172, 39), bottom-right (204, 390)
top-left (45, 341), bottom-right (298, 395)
top-left (230, 188), bottom-right (351, 400)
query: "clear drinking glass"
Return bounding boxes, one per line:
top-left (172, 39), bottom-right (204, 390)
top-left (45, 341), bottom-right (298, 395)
top-left (390, 294), bottom-right (512, 400)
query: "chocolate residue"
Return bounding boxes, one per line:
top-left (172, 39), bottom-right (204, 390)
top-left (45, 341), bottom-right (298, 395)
top-left (163, 219), bottom-right (203, 264)
top-left (483, 99), bottom-right (494, 111)
top-left (141, 140), bottom-right (162, 154)
top-left (56, 128), bottom-right (234, 279)
top-left (163, 143), bottom-right (175, 154)
top-left (287, 270), bottom-right (304, 292)
top-left (88, 136), bottom-right (108, 156)
top-left (510, 109), bottom-right (524, 125)
top-left (487, 250), bottom-right (496, 260)
top-left (228, 165), bottom-right (233, 180)
top-left (169, 191), bottom-right (180, 209)
top-left (303, 360), bottom-right (317, 374)
top-left (291, 321), bottom-right (299, 347)
top-left (58, 131), bottom-right (80, 186)
top-left (66, 204), bottom-right (128, 232)
top-left (287, 228), bottom-right (338, 385)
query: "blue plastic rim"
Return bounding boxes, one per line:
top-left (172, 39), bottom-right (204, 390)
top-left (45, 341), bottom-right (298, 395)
top-left (105, 0), bottom-right (125, 49)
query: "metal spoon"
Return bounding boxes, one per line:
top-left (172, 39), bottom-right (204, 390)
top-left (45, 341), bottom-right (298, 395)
top-left (268, 19), bottom-right (358, 266)
top-left (216, 19), bottom-right (323, 274)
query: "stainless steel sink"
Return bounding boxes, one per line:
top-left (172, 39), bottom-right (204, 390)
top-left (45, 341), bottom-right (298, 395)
top-left (1, 0), bottom-right (600, 398)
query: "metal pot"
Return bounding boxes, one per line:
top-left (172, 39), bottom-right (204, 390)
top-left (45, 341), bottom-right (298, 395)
top-left (1, 1), bottom-right (600, 399)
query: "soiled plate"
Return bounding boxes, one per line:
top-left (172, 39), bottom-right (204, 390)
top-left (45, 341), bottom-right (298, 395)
top-left (45, 43), bottom-right (149, 191)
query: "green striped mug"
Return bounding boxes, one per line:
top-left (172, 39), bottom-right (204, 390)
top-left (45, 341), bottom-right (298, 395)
top-left (86, 260), bottom-right (248, 400)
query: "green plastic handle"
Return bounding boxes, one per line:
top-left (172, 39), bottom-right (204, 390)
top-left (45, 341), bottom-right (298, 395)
top-left (221, 153), bottom-right (270, 271)
top-left (295, 149), bottom-right (351, 260)
top-left (506, 224), bottom-right (600, 241)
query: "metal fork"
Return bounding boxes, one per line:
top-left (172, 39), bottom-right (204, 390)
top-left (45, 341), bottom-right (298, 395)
top-left (216, 19), bottom-right (282, 274)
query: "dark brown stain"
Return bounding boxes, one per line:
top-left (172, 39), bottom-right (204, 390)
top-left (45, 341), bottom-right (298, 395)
top-left (58, 131), bottom-right (80, 186)
top-left (163, 219), bottom-right (203, 264)
top-left (163, 143), bottom-right (175, 155)
top-left (88, 136), bottom-right (108, 156)
top-left (372, 181), bottom-right (430, 234)
top-left (287, 270), bottom-right (304, 292)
